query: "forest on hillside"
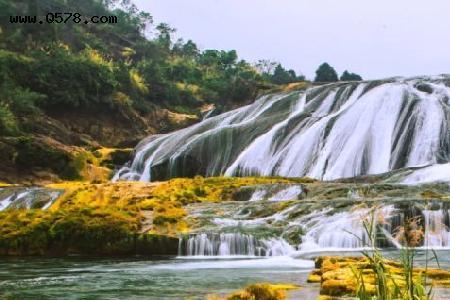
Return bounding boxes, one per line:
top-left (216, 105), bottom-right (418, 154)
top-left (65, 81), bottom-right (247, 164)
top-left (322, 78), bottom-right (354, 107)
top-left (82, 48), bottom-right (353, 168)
top-left (0, 0), bottom-right (308, 137)
top-left (0, 0), bottom-right (361, 183)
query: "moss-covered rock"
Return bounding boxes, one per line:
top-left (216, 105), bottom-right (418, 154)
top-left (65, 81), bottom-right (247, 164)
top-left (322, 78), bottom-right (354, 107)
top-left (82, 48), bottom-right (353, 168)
top-left (0, 136), bottom-right (123, 184)
top-left (310, 256), bottom-right (450, 297)
top-left (208, 283), bottom-right (298, 300)
top-left (1, 177), bottom-right (318, 256)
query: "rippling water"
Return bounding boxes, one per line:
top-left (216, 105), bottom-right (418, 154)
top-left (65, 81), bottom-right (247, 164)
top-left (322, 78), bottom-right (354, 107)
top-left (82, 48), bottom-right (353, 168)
top-left (0, 256), bottom-right (316, 300)
top-left (2, 251), bottom-right (450, 299)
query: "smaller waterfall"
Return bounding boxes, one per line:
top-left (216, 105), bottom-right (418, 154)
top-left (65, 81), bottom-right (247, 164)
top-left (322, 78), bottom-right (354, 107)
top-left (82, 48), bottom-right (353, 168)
top-left (299, 206), bottom-right (398, 251)
top-left (0, 190), bottom-right (33, 210)
top-left (269, 186), bottom-right (303, 202)
top-left (298, 203), bottom-right (450, 252)
top-left (247, 184), bottom-right (303, 202)
top-left (0, 188), bottom-right (61, 211)
top-left (402, 163), bottom-right (450, 185)
top-left (249, 189), bottom-right (267, 201)
top-left (262, 238), bottom-right (295, 256)
top-left (0, 193), bottom-right (14, 210)
top-left (299, 209), bottom-right (372, 250)
top-left (178, 233), bottom-right (294, 257)
top-left (422, 209), bottom-right (450, 247)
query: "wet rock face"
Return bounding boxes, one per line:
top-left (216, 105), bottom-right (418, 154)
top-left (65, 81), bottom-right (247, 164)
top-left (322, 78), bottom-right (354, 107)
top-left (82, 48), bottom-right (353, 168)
top-left (310, 256), bottom-right (450, 297)
top-left (415, 82), bottom-right (433, 94)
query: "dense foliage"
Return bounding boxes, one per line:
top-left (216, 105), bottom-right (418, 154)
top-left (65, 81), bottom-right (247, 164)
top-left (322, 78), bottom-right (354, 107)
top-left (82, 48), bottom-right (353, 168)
top-left (314, 63), bottom-right (363, 83)
top-left (314, 62), bottom-right (339, 83)
top-left (0, 0), bottom-right (305, 138)
top-left (0, 207), bottom-right (138, 255)
top-left (340, 70), bottom-right (363, 81)
top-left (255, 60), bottom-right (305, 85)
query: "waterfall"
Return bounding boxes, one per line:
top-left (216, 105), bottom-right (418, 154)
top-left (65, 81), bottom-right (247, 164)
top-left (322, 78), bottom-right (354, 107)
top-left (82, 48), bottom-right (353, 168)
top-left (178, 233), bottom-right (294, 257)
top-left (0, 188), bottom-right (61, 211)
top-left (422, 208), bottom-right (450, 247)
top-left (401, 163), bottom-right (450, 185)
top-left (180, 203), bottom-right (450, 257)
top-left (114, 76), bottom-right (450, 183)
top-left (299, 208), bottom-right (378, 250)
top-left (297, 203), bottom-right (450, 252)
top-left (268, 186), bottom-right (303, 201)
top-left (0, 190), bottom-right (33, 211)
top-left (248, 184), bottom-right (303, 202)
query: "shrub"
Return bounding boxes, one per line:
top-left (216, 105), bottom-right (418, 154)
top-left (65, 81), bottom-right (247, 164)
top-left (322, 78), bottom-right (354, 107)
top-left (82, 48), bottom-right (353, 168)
top-left (30, 46), bottom-right (117, 109)
top-left (314, 62), bottom-right (338, 83)
top-left (0, 104), bottom-right (18, 135)
top-left (14, 137), bottom-right (81, 179)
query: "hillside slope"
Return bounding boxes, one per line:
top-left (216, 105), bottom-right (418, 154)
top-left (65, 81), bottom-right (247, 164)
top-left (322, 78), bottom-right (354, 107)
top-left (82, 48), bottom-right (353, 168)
top-left (0, 0), bottom-right (307, 183)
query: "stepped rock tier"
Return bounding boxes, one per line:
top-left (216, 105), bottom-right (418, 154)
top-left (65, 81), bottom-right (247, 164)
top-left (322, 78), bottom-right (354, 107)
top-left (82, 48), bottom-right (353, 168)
top-left (115, 76), bottom-right (450, 182)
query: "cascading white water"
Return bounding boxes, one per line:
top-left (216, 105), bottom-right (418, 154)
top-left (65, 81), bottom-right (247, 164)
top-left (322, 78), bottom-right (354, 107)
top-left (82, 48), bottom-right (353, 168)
top-left (0, 188), bottom-right (61, 211)
top-left (296, 204), bottom-right (450, 252)
top-left (0, 194), bottom-right (14, 210)
top-left (268, 186), bottom-right (303, 202)
top-left (248, 184), bottom-right (303, 202)
top-left (422, 208), bottom-right (450, 247)
top-left (298, 208), bottom-right (377, 251)
top-left (178, 233), bottom-right (294, 257)
top-left (114, 76), bottom-right (450, 183)
top-left (401, 163), bottom-right (450, 185)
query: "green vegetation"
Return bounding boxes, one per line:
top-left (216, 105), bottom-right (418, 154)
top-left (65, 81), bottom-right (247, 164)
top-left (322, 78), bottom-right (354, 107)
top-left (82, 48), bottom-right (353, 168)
top-left (0, 207), bottom-right (140, 255)
top-left (0, 0), bottom-right (304, 136)
top-left (0, 0), bottom-right (309, 182)
top-left (353, 211), bottom-right (433, 300)
top-left (341, 70), bottom-right (363, 81)
top-left (307, 208), bottom-right (450, 299)
top-left (0, 176), bottom-right (313, 255)
top-left (255, 60), bottom-right (305, 85)
top-left (310, 255), bottom-right (450, 299)
top-left (314, 62), bottom-right (339, 83)
top-left (314, 63), bottom-right (363, 83)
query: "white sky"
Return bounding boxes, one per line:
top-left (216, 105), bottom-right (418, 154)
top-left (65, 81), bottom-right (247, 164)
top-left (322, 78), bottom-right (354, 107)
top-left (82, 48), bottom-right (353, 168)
top-left (134, 0), bottom-right (450, 80)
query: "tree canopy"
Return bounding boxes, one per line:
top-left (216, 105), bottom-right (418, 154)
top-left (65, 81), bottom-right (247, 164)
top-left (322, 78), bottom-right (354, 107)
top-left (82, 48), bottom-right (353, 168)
top-left (340, 70), bottom-right (363, 81)
top-left (255, 60), bottom-right (305, 85)
top-left (314, 63), bottom-right (339, 83)
top-left (0, 0), bottom-right (308, 138)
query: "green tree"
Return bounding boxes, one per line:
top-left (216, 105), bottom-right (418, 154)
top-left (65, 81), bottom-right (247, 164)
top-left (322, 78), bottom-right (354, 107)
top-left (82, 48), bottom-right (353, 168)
top-left (340, 70), bottom-right (363, 81)
top-left (314, 63), bottom-right (338, 83)
top-left (256, 61), bottom-right (304, 84)
top-left (271, 64), bottom-right (294, 84)
top-left (156, 23), bottom-right (176, 50)
top-left (255, 59), bottom-right (277, 75)
top-left (173, 39), bottom-right (199, 58)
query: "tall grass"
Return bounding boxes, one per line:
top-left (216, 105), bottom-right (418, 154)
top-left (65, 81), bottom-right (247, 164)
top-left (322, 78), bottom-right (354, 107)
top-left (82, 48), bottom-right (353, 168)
top-left (351, 208), bottom-right (437, 300)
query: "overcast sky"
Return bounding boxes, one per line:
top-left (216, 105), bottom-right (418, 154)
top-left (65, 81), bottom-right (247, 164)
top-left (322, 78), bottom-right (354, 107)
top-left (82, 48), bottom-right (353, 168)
top-left (134, 0), bottom-right (450, 80)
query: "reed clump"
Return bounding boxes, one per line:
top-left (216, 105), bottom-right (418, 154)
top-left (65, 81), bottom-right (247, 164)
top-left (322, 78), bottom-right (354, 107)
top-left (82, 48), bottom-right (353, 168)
top-left (309, 208), bottom-right (448, 299)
